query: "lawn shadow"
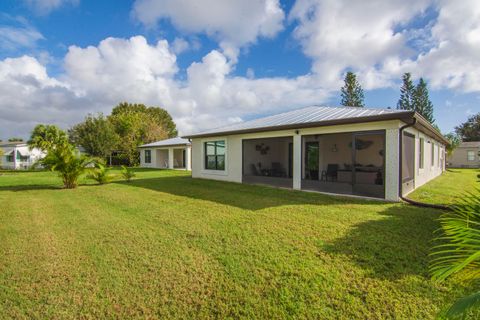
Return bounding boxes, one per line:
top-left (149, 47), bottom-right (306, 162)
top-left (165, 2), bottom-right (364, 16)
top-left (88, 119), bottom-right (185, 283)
top-left (116, 176), bottom-right (380, 211)
top-left (324, 204), bottom-right (440, 279)
top-left (0, 184), bottom-right (62, 192)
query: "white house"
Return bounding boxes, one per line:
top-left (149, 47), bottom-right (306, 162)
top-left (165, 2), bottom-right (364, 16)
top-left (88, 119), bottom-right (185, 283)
top-left (0, 142), bottom-right (45, 170)
top-left (183, 106), bottom-right (448, 201)
top-left (138, 137), bottom-right (192, 170)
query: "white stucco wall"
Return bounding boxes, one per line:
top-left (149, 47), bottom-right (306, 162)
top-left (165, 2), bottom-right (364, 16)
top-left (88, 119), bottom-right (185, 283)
top-left (403, 127), bottom-right (445, 192)
top-left (191, 120), bottom-right (402, 199)
top-left (139, 146), bottom-right (192, 170)
top-left (190, 120), bottom-right (445, 201)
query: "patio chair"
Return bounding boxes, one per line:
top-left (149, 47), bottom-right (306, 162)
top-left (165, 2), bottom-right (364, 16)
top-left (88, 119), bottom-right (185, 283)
top-left (326, 164), bottom-right (338, 182)
top-left (270, 162), bottom-right (286, 177)
top-left (250, 163), bottom-right (260, 176)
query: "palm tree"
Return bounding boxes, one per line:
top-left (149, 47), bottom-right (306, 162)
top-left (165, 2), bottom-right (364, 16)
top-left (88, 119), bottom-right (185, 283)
top-left (430, 191), bottom-right (480, 318)
top-left (38, 142), bottom-right (95, 189)
top-left (88, 162), bottom-right (115, 185)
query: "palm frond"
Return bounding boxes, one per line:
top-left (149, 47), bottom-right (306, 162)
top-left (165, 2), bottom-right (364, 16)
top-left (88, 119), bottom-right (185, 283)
top-left (444, 291), bottom-right (480, 320)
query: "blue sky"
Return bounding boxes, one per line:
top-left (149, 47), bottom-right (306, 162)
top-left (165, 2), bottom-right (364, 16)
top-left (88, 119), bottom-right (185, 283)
top-left (0, 0), bottom-right (479, 139)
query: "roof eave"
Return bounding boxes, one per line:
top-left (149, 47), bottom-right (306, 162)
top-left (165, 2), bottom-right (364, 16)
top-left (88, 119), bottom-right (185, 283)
top-left (137, 143), bottom-right (191, 149)
top-left (412, 112), bottom-right (449, 145)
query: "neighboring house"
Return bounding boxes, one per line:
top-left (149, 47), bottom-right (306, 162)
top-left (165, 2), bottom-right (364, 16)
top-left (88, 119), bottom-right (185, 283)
top-left (0, 142), bottom-right (45, 170)
top-left (183, 106), bottom-right (448, 201)
top-left (138, 137), bottom-right (192, 170)
top-left (447, 141), bottom-right (480, 168)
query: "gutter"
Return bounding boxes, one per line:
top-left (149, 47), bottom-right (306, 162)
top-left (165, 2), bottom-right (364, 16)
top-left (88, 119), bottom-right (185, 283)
top-left (398, 117), bottom-right (450, 210)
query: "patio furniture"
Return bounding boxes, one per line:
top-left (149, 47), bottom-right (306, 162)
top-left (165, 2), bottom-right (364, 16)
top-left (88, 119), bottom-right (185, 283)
top-left (250, 163), bottom-right (260, 176)
top-left (326, 164), bottom-right (338, 182)
top-left (270, 162), bottom-right (286, 177)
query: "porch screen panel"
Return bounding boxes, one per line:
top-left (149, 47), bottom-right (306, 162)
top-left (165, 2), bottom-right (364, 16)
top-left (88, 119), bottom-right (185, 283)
top-left (402, 133), bottom-right (415, 182)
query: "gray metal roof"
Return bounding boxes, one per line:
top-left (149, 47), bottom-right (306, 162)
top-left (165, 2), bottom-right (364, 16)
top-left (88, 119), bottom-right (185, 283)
top-left (138, 137), bottom-right (190, 148)
top-left (184, 106), bottom-right (412, 138)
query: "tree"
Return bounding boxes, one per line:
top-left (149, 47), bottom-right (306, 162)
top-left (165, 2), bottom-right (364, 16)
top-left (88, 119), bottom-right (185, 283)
top-left (38, 141), bottom-right (95, 189)
top-left (444, 133), bottom-right (461, 156)
top-left (69, 113), bottom-right (119, 158)
top-left (455, 113), bottom-right (480, 142)
top-left (8, 137), bottom-right (23, 142)
top-left (430, 192), bottom-right (480, 319)
top-left (341, 71), bottom-right (364, 107)
top-left (28, 124), bottom-right (68, 152)
top-left (412, 78), bottom-right (435, 124)
top-left (397, 73), bottom-right (415, 110)
top-left (108, 102), bottom-right (177, 165)
top-left (110, 102), bottom-right (177, 137)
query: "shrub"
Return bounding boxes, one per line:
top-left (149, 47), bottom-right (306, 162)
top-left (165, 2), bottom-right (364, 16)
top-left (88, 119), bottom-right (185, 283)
top-left (121, 166), bottom-right (136, 182)
top-left (88, 162), bottom-right (115, 185)
top-left (37, 142), bottom-right (94, 189)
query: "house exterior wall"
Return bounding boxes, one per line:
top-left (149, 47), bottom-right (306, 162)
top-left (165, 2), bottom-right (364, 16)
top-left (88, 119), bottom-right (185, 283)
top-left (191, 119), bottom-right (446, 201)
top-left (192, 120), bottom-right (402, 200)
top-left (0, 145), bottom-right (44, 170)
top-left (139, 146), bottom-right (192, 170)
top-left (403, 127), bottom-right (445, 193)
top-left (447, 145), bottom-right (480, 168)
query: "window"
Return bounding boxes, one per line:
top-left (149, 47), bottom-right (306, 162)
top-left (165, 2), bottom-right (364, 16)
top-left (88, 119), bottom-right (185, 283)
top-left (431, 142), bottom-right (435, 166)
top-left (6, 155), bottom-right (14, 162)
top-left (419, 138), bottom-right (424, 169)
top-left (144, 150), bottom-right (152, 163)
top-left (205, 140), bottom-right (225, 170)
top-left (438, 146), bottom-right (441, 168)
top-left (467, 150), bottom-right (475, 161)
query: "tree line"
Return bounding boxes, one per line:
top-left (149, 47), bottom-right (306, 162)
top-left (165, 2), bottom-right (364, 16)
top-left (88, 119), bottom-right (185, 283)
top-left (29, 102), bottom-right (177, 167)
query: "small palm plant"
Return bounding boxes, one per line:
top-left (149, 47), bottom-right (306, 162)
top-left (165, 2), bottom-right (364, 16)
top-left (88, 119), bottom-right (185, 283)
top-left (38, 142), bottom-right (95, 189)
top-left (88, 162), bottom-right (115, 185)
top-left (121, 165), bottom-right (136, 182)
top-left (430, 191), bottom-right (480, 319)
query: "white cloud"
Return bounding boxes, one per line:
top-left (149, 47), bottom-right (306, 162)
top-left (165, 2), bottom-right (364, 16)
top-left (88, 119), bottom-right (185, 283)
top-left (0, 55), bottom-right (85, 138)
top-left (412, 0), bottom-right (480, 92)
top-left (0, 15), bottom-right (44, 53)
top-left (289, 0), bottom-right (480, 93)
top-left (289, 0), bottom-right (431, 90)
top-left (132, 0), bottom-right (285, 60)
top-left (171, 37), bottom-right (189, 54)
top-left (23, 0), bottom-right (79, 14)
top-left (0, 35), bottom-right (330, 139)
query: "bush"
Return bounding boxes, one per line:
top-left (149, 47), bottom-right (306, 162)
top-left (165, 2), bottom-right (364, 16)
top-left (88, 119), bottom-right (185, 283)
top-left (121, 166), bottom-right (136, 182)
top-left (88, 162), bottom-right (115, 185)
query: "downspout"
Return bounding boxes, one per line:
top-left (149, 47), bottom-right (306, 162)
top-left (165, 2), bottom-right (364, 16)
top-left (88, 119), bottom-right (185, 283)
top-left (398, 117), bottom-right (449, 210)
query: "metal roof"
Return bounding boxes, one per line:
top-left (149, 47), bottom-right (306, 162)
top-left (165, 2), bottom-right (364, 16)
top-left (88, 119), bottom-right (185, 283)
top-left (138, 137), bottom-right (191, 148)
top-left (183, 106), bottom-right (413, 138)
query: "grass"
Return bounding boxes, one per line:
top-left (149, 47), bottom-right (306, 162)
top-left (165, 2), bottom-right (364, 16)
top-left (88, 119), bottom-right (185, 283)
top-left (0, 168), bottom-right (477, 319)
top-left (408, 168), bottom-right (480, 205)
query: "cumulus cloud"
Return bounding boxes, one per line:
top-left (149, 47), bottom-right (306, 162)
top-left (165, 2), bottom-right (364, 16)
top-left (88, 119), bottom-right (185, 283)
top-left (412, 0), bottom-right (480, 92)
top-left (132, 0), bottom-right (285, 60)
top-left (0, 35), bottom-right (329, 138)
top-left (289, 0), bottom-right (480, 93)
top-left (289, 0), bottom-right (431, 89)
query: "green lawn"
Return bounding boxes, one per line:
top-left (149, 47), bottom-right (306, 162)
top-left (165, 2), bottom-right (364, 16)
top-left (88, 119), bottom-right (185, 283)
top-left (408, 168), bottom-right (480, 205)
top-left (0, 169), bottom-right (477, 319)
